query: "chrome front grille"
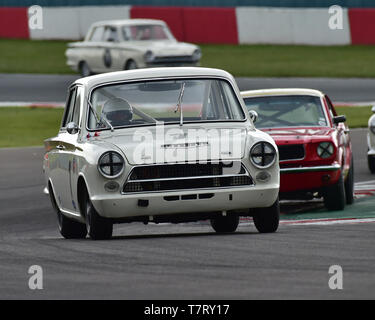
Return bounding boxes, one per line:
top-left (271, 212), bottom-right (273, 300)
top-left (122, 161), bottom-right (253, 193)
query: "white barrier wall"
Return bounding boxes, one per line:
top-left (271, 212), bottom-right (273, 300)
top-left (236, 7), bottom-right (351, 45)
top-left (30, 6), bottom-right (131, 40)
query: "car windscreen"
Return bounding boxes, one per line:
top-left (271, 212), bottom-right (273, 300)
top-left (87, 78), bottom-right (245, 130)
top-left (243, 95), bottom-right (328, 128)
top-left (122, 25), bottom-right (171, 41)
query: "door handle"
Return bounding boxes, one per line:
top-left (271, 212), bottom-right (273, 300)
top-left (56, 144), bottom-right (65, 150)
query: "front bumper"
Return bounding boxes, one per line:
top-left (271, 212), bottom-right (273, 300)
top-left (280, 164), bottom-right (341, 193)
top-left (91, 184), bottom-right (279, 219)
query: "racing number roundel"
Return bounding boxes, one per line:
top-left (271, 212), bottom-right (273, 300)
top-left (103, 49), bottom-right (112, 68)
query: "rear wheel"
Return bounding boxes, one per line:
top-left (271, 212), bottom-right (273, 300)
top-left (323, 175), bottom-right (346, 211)
top-left (79, 61), bottom-right (92, 77)
top-left (210, 215), bottom-right (239, 233)
top-left (368, 155), bottom-right (375, 174)
top-left (49, 185), bottom-right (87, 239)
top-left (345, 158), bottom-right (354, 205)
top-left (252, 199), bottom-right (280, 233)
top-left (84, 190), bottom-right (113, 240)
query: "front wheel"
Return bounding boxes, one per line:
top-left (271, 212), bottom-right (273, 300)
top-left (252, 199), bottom-right (280, 233)
top-left (84, 191), bottom-right (113, 240)
top-left (323, 175), bottom-right (346, 211)
top-left (49, 185), bottom-right (87, 239)
top-left (125, 60), bottom-right (138, 70)
top-left (368, 155), bottom-right (375, 174)
top-left (79, 61), bottom-right (92, 77)
top-left (210, 215), bottom-right (239, 233)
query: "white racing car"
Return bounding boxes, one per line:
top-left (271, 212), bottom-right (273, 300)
top-left (66, 19), bottom-right (201, 77)
top-left (368, 106), bottom-right (375, 173)
top-left (43, 67), bottom-right (280, 240)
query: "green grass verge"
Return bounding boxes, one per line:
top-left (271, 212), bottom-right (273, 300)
top-left (0, 107), bottom-right (63, 148)
top-left (0, 106), bottom-right (370, 148)
top-left (2, 39), bottom-right (375, 77)
top-left (335, 106), bottom-right (371, 128)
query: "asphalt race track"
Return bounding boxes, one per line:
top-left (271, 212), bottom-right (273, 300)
top-left (2, 73), bottom-right (375, 103)
top-left (0, 129), bottom-right (374, 299)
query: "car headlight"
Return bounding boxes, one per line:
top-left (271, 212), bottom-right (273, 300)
top-left (250, 142), bottom-right (277, 168)
top-left (370, 120), bottom-right (375, 134)
top-left (144, 50), bottom-right (155, 63)
top-left (317, 142), bottom-right (334, 159)
top-left (192, 48), bottom-right (202, 61)
top-left (98, 151), bottom-right (125, 178)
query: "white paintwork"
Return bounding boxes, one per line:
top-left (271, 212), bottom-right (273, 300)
top-left (65, 19), bottom-right (200, 75)
top-left (368, 113), bottom-right (375, 156)
top-left (43, 67), bottom-right (279, 222)
top-left (236, 7), bottom-right (351, 45)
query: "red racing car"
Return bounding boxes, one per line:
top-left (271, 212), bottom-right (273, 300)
top-left (241, 89), bottom-right (354, 211)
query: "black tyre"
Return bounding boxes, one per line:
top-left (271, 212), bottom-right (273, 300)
top-left (125, 60), bottom-right (137, 70)
top-left (252, 199), bottom-right (280, 233)
top-left (49, 185), bottom-right (87, 239)
top-left (368, 155), bottom-right (375, 174)
top-left (84, 190), bottom-right (113, 240)
top-left (345, 158), bottom-right (354, 205)
top-left (323, 175), bottom-right (346, 211)
top-left (79, 61), bottom-right (92, 77)
top-left (210, 215), bottom-right (239, 233)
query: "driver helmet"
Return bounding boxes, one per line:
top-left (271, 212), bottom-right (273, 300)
top-left (102, 98), bottom-right (133, 126)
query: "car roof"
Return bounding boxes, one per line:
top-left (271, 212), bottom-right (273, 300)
top-left (90, 19), bottom-right (167, 28)
top-left (74, 67), bottom-right (236, 88)
top-left (241, 88), bottom-right (325, 98)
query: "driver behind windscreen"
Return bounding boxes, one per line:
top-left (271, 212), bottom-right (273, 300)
top-left (102, 98), bottom-right (133, 127)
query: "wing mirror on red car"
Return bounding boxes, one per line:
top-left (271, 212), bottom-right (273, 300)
top-left (333, 115), bottom-right (346, 124)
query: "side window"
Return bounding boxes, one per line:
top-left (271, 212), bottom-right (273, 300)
top-left (90, 26), bottom-right (104, 41)
top-left (103, 26), bottom-right (118, 42)
top-left (61, 87), bottom-right (77, 128)
top-left (72, 87), bottom-right (82, 125)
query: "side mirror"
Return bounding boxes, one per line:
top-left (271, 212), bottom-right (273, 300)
top-left (248, 110), bottom-right (258, 124)
top-left (333, 115), bottom-right (346, 124)
top-left (372, 106), bottom-right (375, 113)
top-left (66, 122), bottom-right (79, 134)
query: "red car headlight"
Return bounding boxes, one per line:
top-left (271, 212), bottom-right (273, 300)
top-left (317, 142), bottom-right (334, 159)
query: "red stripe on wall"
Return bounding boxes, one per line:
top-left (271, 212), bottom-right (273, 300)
top-left (349, 8), bottom-right (375, 44)
top-left (130, 6), bottom-right (238, 44)
top-left (183, 7), bottom-right (238, 44)
top-left (130, 6), bottom-right (185, 41)
top-left (0, 7), bottom-right (29, 39)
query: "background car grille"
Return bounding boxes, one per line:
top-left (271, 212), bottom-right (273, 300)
top-left (151, 56), bottom-right (195, 64)
top-left (278, 144), bottom-right (305, 161)
top-left (123, 161), bottom-right (253, 193)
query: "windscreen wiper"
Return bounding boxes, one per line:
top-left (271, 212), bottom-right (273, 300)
top-left (87, 97), bottom-right (114, 132)
top-left (174, 82), bottom-right (185, 126)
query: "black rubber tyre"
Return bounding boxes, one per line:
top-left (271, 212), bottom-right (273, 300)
top-left (79, 61), bottom-right (92, 77)
top-left (125, 59), bottom-right (138, 70)
top-left (49, 185), bottom-right (87, 239)
top-left (210, 215), bottom-right (239, 233)
top-left (368, 155), bottom-right (375, 174)
top-left (84, 190), bottom-right (113, 240)
top-left (345, 158), bottom-right (354, 205)
top-left (252, 199), bottom-right (280, 233)
top-left (323, 175), bottom-right (346, 211)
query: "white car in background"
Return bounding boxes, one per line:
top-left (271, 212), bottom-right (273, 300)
top-left (65, 19), bottom-right (202, 77)
top-left (43, 67), bottom-right (280, 240)
top-left (368, 106), bottom-right (375, 173)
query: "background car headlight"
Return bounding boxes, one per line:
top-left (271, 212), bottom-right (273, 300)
top-left (98, 151), bottom-right (125, 178)
top-left (317, 142), bottom-right (334, 159)
top-left (250, 142), bottom-right (277, 168)
top-left (192, 48), bottom-right (202, 61)
top-left (144, 50), bottom-right (155, 63)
